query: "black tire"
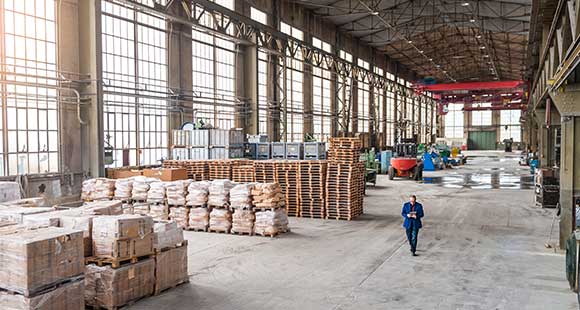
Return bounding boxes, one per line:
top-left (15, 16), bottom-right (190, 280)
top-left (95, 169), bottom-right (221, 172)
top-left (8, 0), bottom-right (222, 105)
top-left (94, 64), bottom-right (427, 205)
top-left (388, 166), bottom-right (395, 180)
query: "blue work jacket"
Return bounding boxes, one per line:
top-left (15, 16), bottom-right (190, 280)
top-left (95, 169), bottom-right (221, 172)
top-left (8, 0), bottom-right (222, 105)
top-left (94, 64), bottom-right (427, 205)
top-left (401, 202), bottom-right (424, 229)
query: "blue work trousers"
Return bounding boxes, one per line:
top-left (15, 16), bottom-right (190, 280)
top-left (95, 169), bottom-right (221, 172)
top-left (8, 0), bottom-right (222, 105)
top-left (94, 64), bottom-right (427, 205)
top-left (406, 226), bottom-right (420, 253)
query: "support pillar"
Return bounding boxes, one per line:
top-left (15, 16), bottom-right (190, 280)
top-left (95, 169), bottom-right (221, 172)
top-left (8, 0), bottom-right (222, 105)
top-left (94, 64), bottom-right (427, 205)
top-left (549, 86), bottom-right (580, 248)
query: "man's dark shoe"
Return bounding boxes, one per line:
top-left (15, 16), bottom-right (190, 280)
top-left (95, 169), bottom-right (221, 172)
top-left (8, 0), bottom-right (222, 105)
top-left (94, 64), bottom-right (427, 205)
top-left (412, 252), bottom-right (418, 256)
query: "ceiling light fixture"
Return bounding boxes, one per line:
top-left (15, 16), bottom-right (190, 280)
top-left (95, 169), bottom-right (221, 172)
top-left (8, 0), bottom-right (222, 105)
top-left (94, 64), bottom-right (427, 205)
top-left (461, 2), bottom-right (470, 6)
top-left (470, 18), bottom-right (476, 23)
top-left (408, 40), bottom-right (413, 44)
top-left (480, 46), bottom-right (486, 49)
top-left (371, 11), bottom-right (379, 16)
top-left (475, 34), bottom-right (482, 39)
top-left (419, 50), bottom-right (424, 53)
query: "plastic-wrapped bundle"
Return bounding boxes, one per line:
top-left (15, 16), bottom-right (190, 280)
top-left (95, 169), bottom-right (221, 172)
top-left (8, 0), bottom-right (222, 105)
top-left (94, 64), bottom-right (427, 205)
top-left (133, 203), bottom-right (150, 215)
top-left (230, 183), bottom-right (255, 209)
top-left (149, 204), bottom-right (168, 221)
top-left (169, 207), bottom-right (189, 229)
top-left (153, 220), bottom-right (184, 251)
top-left (252, 183), bottom-right (285, 208)
top-left (132, 176), bottom-right (156, 201)
top-left (188, 207), bottom-right (210, 230)
top-left (166, 180), bottom-right (192, 206)
top-left (208, 179), bottom-right (236, 207)
top-left (89, 178), bottom-right (115, 201)
top-left (254, 208), bottom-right (289, 236)
top-left (114, 178), bottom-right (133, 200)
top-left (231, 209), bottom-right (255, 234)
top-left (186, 181), bottom-right (210, 206)
top-left (209, 208), bottom-right (232, 232)
top-left (147, 182), bottom-right (166, 204)
top-left (81, 179), bottom-right (96, 201)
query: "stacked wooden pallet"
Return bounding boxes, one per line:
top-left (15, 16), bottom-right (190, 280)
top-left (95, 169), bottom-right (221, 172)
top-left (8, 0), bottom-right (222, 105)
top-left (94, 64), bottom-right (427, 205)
top-left (163, 160), bottom-right (209, 181)
top-left (275, 161), bottom-right (300, 217)
top-left (232, 165), bottom-right (255, 183)
top-left (253, 161), bottom-right (277, 183)
top-left (327, 137), bottom-right (362, 163)
top-left (209, 160), bottom-right (234, 180)
top-left (299, 160), bottom-right (327, 218)
top-left (325, 137), bottom-right (364, 220)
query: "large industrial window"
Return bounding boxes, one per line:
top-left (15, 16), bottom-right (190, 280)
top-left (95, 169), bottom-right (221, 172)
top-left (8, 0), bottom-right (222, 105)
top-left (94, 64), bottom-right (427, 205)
top-left (102, 0), bottom-right (168, 167)
top-left (373, 67), bottom-right (384, 137)
top-left (471, 103), bottom-right (492, 126)
top-left (357, 59), bottom-right (370, 133)
top-left (386, 72), bottom-right (395, 146)
top-left (192, 0), bottom-right (236, 130)
top-left (444, 104), bottom-right (464, 138)
top-left (251, 7), bottom-right (268, 134)
top-left (312, 37), bottom-right (332, 142)
top-left (500, 109), bottom-right (521, 142)
top-left (280, 22), bottom-right (304, 142)
top-left (0, 0), bottom-right (59, 175)
top-left (337, 50), bottom-right (352, 133)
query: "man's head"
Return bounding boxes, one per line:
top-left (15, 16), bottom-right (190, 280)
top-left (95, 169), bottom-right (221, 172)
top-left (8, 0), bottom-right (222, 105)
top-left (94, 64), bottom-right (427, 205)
top-left (410, 195), bottom-right (416, 203)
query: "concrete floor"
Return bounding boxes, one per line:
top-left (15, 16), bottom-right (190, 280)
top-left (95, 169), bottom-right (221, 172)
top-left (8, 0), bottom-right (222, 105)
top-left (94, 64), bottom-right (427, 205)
top-left (130, 151), bottom-right (577, 310)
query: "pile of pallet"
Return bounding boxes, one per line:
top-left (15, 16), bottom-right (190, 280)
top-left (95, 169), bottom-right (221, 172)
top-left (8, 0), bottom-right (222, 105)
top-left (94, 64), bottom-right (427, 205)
top-left (299, 160), bottom-right (327, 218)
top-left (276, 161), bottom-right (300, 217)
top-left (327, 137), bottom-right (362, 163)
top-left (163, 160), bottom-right (209, 181)
top-left (209, 160), bottom-right (234, 180)
top-left (232, 165), bottom-right (255, 183)
top-left (253, 161), bottom-right (277, 183)
top-left (326, 137), bottom-right (365, 220)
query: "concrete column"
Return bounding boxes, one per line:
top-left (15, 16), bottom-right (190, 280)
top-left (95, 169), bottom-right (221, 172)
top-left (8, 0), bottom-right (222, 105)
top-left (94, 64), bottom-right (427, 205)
top-left (351, 79), bottom-right (358, 134)
top-left (241, 45), bottom-right (258, 134)
top-left (382, 86), bottom-right (387, 148)
top-left (534, 109), bottom-right (552, 167)
top-left (330, 69), bottom-right (338, 137)
top-left (167, 0), bottom-right (193, 146)
top-left (59, 0), bottom-right (83, 175)
top-left (549, 87), bottom-right (580, 248)
top-left (369, 83), bottom-right (376, 148)
top-left (78, 0), bottom-right (103, 177)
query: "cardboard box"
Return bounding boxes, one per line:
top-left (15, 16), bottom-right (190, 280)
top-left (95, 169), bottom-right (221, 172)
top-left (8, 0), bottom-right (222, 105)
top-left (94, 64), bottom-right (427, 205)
top-left (85, 258), bottom-right (155, 308)
top-left (93, 233), bottom-right (154, 259)
top-left (143, 168), bottom-right (188, 181)
top-left (0, 278), bottom-right (84, 310)
top-left (0, 226), bottom-right (84, 296)
top-left (153, 221), bottom-right (184, 251)
top-left (92, 215), bottom-right (154, 240)
top-left (114, 169), bottom-right (143, 179)
top-left (82, 200), bottom-right (123, 215)
top-left (154, 244), bottom-right (189, 294)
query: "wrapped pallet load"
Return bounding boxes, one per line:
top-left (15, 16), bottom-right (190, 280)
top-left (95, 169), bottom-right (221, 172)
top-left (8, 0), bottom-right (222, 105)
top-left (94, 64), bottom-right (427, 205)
top-left (209, 208), bottom-right (232, 233)
top-left (208, 179), bottom-right (235, 207)
top-left (186, 181), bottom-right (210, 206)
top-left (85, 258), bottom-right (155, 309)
top-left (230, 183), bottom-right (254, 209)
top-left (169, 206), bottom-right (190, 229)
top-left (91, 215), bottom-right (154, 261)
top-left (114, 178), bottom-right (134, 201)
top-left (254, 209), bottom-right (289, 237)
top-left (0, 278), bottom-right (84, 310)
top-left (132, 176), bottom-right (156, 202)
top-left (0, 225), bottom-right (84, 297)
top-left (154, 242), bottom-right (189, 295)
top-left (82, 200), bottom-right (123, 215)
top-left (166, 179), bottom-right (192, 206)
top-left (91, 178), bottom-right (116, 201)
top-left (153, 220), bottom-right (184, 252)
top-left (147, 182), bottom-right (166, 204)
top-left (188, 206), bottom-right (211, 231)
top-left (231, 209), bottom-right (255, 235)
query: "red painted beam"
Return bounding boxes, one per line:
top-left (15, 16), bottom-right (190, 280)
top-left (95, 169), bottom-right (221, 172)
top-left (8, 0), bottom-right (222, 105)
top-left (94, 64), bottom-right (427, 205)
top-left (418, 80), bottom-right (524, 92)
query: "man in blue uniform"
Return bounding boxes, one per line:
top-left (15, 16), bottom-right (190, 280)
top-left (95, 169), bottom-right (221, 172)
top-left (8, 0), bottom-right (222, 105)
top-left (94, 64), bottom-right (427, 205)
top-left (401, 195), bottom-right (424, 256)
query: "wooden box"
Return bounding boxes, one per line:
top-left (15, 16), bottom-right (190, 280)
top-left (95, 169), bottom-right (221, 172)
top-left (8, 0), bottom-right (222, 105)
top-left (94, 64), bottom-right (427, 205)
top-left (85, 258), bottom-right (155, 308)
top-left (143, 168), bottom-right (188, 181)
top-left (154, 244), bottom-right (189, 295)
top-left (0, 278), bottom-right (84, 310)
top-left (0, 226), bottom-right (84, 296)
top-left (92, 233), bottom-right (155, 259)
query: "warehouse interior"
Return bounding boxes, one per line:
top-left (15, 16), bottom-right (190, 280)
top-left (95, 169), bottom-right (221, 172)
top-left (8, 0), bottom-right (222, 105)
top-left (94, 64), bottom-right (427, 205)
top-left (0, 0), bottom-right (579, 309)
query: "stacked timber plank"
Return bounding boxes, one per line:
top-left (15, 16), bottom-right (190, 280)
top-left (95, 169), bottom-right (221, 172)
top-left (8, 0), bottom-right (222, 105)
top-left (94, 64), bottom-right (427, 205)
top-left (232, 165), bottom-right (255, 183)
top-left (299, 160), bottom-right (327, 218)
top-left (0, 225), bottom-right (85, 310)
top-left (275, 161), bottom-right (300, 217)
top-left (326, 137), bottom-right (365, 220)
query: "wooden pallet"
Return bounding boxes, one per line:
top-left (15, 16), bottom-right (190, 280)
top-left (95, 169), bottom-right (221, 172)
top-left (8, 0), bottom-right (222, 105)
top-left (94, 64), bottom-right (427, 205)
top-left (153, 279), bottom-right (190, 296)
top-left (85, 253), bottom-right (154, 269)
top-left (208, 227), bottom-right (231, 234)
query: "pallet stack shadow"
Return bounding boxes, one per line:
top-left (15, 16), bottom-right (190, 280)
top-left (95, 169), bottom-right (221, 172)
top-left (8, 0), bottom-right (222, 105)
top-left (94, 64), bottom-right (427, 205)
top-left (535, 168), bottom-right (559, 208)
top-left (326, 138), bottom-right (365, 220)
